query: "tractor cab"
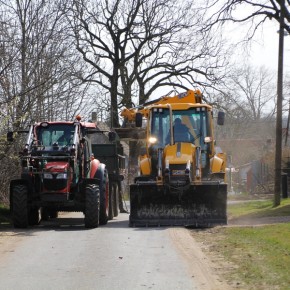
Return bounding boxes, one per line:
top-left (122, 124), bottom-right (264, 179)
top-left (36, 122), bottom-right (75, 147)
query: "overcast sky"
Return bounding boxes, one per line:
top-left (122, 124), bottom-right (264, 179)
top-left (230, 16), bottom-right (290, 74)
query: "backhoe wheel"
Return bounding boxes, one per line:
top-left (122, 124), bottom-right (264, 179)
top-left (99, 169), bottom-right (109, 225)
top-left (29, 208), bottom-right (39, 225)
top-left (12, 184), bottom-right (28, 228)
top-left (84, 184), bottom-right (100, 228)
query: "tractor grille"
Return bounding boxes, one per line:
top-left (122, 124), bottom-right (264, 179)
top-left (43, 175), bottom-right (68, 191)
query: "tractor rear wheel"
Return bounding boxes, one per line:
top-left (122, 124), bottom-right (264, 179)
top-left (84, 184), bottom-right (100, 228)
top-left (12, 184), bottom-right (28, 228)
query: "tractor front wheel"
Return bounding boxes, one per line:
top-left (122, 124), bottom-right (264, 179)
top-left (12, 184), bottom-right (29, 228)
top-left (84, 184), bottom-right (100, 228)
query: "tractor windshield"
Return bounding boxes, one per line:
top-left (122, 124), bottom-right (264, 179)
top-left (36, 123), bottom-right (75, 147)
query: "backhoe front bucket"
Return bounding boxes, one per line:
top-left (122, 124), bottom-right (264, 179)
top-left (129, 182), bottom-right (227, 227)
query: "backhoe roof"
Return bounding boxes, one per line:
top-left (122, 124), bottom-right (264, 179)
top-left (142, 102), bottom-right (212, 113)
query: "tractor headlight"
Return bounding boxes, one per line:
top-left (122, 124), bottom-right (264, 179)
top-left (56, 173), bottom-right (67, 179)
top-left (43, 173), bottom-right (53, 179)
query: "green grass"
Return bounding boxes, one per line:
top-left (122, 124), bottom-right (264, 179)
top-left (228, 198), bottom-right (290, 219)
top-left (194, 198), bottom-right (290, 290)
top-left (215, 224), bottom-right (290, 289)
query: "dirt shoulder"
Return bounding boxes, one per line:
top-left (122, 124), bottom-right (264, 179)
top-left (170, 227), bottom-right (232, 290)
top-left (189, 214), bottom-right (290, 290)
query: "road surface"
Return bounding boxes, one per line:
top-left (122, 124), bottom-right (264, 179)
top-left (0, 212), bottom-right (228, 290)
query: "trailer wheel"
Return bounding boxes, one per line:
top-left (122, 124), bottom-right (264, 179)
top-left (99, 168), bottom-right (109, 225)
top-left (108, 181), bottom-right (114, 220)
top-left (113, 183), bottom-right (119, 217)
top-left (12, 184), bottom-right (28, 228)
top-left (84, 184), bottom-right (100, 228)
top-left (28, 208), bottom-right (39, 225)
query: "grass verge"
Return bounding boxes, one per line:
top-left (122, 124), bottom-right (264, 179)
top-left (229, 198), bottom-right (290, 219)
top-left (193, 198), bottom-right (290, 290)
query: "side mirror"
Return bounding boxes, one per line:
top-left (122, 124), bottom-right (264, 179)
top-left (7, 131), bottom-right (14, 142)
top-left (135, 112), bottom-right (143, 127)
top-left (108, 131), bottom-right (116, 142)
top-left (217, 111), bottom-right (225, 126)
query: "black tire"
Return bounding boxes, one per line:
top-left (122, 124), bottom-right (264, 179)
top-left (28, 208), bottom-right (39, 225)
top-left (113, 183), bottom-right (119, 217)
top-left (12, 184), bottom-right (28, 228)
top-left (84, 184), bottom-right (100, 228)
top-left (99, 168), bottom-right (109, 225)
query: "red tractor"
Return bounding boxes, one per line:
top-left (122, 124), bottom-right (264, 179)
top-left (8, 116), bottom-right (113, 228)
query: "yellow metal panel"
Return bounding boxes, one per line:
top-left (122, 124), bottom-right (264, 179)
top-left (164, 143), bottom-right (195, 164)
top-left (140, 157), bottom-right (151, 175)
top-left (210, 155), bottom-right (224, 173)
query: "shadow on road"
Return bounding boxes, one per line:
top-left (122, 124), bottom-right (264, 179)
top-left (0, 212), bottom-right (171, 234)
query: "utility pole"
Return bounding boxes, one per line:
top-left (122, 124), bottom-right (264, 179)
top-left (274, 0), bottom-right (285, 207)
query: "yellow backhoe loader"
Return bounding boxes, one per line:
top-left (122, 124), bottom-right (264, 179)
top-left (118, 89), bottom-right (227, 227)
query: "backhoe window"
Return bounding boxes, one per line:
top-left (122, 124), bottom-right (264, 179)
top-left (172, 108), bottom-right (210, 147)
top-left (150, 108), bottom-right (170, 148)
top-left (150, 107), bottom-right (211, 148)
top-left (36, 124), bottom-right (75, 146)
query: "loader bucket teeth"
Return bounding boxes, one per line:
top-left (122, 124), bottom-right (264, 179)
top-left (129, 183), bottom-right (227, 227)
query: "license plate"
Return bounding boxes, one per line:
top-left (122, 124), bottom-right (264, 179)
top-left (172, 170), bottom-right (185, 175)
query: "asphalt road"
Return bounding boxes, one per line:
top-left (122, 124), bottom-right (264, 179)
top-left (0, 212), bottom-right (200, 290)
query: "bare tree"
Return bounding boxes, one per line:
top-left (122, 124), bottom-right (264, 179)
top-left (68, 0), bottom-right (229, 127)
top-left (214, 65), bottom-right (276, 139)
top-left (204, 1), bottom-right (290, 36)
top-left (225, 65), bottom-right (276, 121)
top-left (204, 1), bottom-right (290, 206)
top-left (0, 0), bottom-right (93, 202)
top-left (0, 0), bottom-right (93, 131)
